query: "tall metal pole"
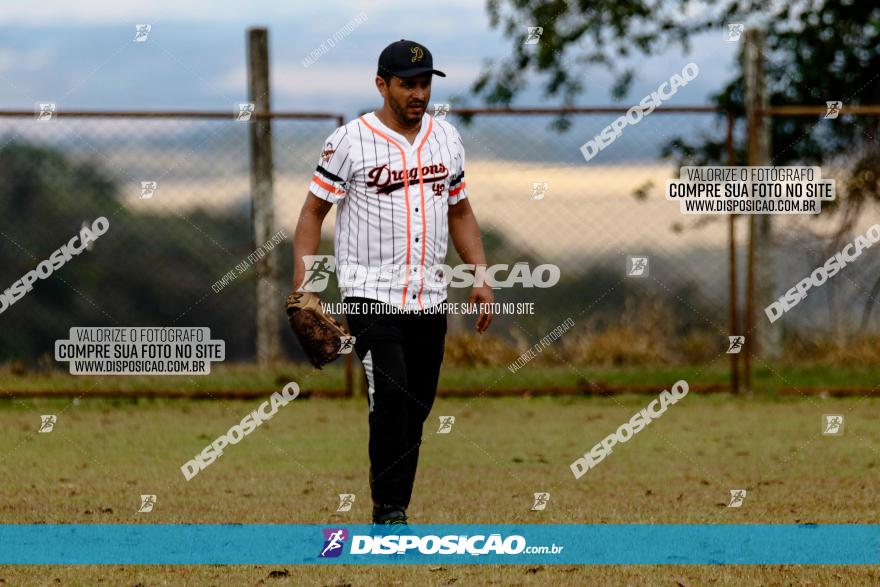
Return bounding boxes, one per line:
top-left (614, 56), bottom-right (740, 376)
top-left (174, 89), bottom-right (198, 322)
top-left (727, 110), bottom-right (740, 394)
top-left (248, 27), bottom-right (281, 365)
top-left (742, 27), bottom-right (775, 389)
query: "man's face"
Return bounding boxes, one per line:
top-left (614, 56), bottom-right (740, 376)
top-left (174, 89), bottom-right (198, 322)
top-left (381, 73), bottom-right (432, 125)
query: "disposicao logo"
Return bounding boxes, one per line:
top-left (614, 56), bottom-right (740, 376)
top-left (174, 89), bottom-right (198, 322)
top-left (319, 528), bottom-right (349, 558)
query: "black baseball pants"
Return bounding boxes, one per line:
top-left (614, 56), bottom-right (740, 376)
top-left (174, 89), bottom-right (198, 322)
top-left (344, 297), bottom-right (447, 510)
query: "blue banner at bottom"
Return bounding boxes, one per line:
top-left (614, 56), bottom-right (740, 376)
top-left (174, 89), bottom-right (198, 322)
top-left (0, 524), bottom-right (877, 565)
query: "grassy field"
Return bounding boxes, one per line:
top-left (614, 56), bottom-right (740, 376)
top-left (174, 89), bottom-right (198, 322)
top-left (1, 391), bottom-right (879, 584)
top-left (2, 360), bottom-right (880, 395)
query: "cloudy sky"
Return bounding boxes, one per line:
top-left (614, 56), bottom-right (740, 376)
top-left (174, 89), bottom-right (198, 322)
top-left (0, 0), bottom-right (740, 117)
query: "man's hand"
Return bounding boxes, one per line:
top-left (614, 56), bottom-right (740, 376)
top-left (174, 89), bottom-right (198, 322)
top-left (285, 291), bottom-right (351, 369)
top-left (289, 290), bottom-right (321, 308)
top-left (469, 285), bottom-right (494, 334)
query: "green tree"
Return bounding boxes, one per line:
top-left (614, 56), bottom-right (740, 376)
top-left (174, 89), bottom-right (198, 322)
top-left (474, 0), bottom-right (878, 175)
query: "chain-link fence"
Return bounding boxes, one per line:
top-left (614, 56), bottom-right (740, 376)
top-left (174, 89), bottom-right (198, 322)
top-left (738, 106), bottom-right (880, 371)
top-left (2, 106), bottom-right (878, 384)
top-left (0, 112), bottom-right (341, 362)
top-left (440, 108), bottom-right (734, 366)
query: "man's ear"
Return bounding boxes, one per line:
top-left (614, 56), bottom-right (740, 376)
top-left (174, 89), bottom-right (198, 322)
top-left (375, 76), bottom-right (387, 99)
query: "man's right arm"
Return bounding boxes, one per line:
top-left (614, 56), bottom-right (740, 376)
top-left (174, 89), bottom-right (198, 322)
top-left (292, 192), bottom-right (333, 291)
top-left (294, 125), bottom-right (351, 291)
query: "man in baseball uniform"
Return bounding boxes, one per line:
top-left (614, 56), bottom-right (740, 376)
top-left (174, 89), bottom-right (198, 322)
top-left (292, 39), bottom-right (493, 525)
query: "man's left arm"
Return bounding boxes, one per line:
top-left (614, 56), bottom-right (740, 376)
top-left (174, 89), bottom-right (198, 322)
top-left (448, 199), bottom-right (493, 333)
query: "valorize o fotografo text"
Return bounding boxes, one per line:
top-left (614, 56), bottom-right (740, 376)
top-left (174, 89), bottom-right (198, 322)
top-left (666, 166), bottom-right (835, 215)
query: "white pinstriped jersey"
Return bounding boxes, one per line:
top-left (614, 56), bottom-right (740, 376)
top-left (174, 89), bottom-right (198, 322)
top-left (309, 111), bottom-right (468, 309)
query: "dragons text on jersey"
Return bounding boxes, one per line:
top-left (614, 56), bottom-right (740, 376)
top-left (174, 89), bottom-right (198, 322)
top-left (309, 111), bottom-right (467, 309)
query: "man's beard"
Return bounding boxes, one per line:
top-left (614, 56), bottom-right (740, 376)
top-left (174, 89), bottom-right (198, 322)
top-left (391, 98), bottom-right (423, 125)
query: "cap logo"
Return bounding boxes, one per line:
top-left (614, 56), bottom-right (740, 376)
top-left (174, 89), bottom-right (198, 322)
top-left (410, 46), bottom-right (424, 62)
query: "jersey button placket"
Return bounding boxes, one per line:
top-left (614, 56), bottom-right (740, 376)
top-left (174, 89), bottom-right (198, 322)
top-left (408, 118), bottom-right (432, 309)
top-left (404, 147), bottom-right (420, 306)
top-left (408, 145), bottom-right (423, 300)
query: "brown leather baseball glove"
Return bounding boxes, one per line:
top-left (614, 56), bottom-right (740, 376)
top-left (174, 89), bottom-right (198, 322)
top-left (285, 292), bottom-right (354, 369)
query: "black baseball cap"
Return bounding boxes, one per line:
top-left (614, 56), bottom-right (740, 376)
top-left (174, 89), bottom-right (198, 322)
top-left (377, 39), bottom-right (446, 79)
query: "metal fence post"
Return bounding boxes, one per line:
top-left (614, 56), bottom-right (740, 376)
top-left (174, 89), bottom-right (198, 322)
top-left (742, 27), bottom-right (775, 390)
top-left (727, 110), bottom-right (740, 394)
top-left (247, 27), bottom-right (281, 365)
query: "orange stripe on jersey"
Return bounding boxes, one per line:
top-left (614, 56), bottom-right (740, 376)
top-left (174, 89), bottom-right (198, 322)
top-left (449, 181), bottom-right (466, 196)
top-left (358, 115), bottom-right (413, 306)
top-left (311, 174), bottom-right (346, 195)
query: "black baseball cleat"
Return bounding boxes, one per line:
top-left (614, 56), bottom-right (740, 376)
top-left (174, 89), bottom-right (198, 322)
top-left (371, 504), bottom-right (409, 528)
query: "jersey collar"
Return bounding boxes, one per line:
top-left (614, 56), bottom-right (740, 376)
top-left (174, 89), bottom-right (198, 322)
top-left (365, 111), bottom-right (430, 149)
